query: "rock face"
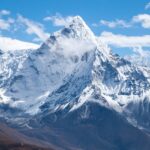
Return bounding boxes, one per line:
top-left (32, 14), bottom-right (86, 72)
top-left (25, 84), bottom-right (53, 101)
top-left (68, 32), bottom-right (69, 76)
top-left (0, 16), bottom-right (150, 149)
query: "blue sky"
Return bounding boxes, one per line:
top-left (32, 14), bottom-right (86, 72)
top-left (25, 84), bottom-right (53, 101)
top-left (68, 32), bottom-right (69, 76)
top-left (0, 0), bottom-right (150, 60)
top-left (1, 0), bottom-right (149, 35)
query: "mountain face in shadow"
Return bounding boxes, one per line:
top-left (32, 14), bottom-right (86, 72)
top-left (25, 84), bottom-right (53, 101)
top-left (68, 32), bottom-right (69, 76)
top-left (18, 102), bottom-right (149, 150)
top-left (0, 123), bottom-right (56, 150)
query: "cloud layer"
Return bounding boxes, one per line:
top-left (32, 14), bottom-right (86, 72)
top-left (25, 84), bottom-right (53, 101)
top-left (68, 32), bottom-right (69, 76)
top-left (99, 31), bottom-right (150, 48)
top-left (0, 36), bottom-right (39, 51)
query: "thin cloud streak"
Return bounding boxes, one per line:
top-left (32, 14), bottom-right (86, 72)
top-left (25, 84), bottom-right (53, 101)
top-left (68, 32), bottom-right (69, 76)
top-left (99, 19), bottom-right (131, 28)
top-left (18, 15), bottom-right (49, 42)
top-left (44, 14), bottom-right (73, 27)
top-left (145, 2), bottom-right (150, 10)
top-left (94, 13), bottom-right (150, 29)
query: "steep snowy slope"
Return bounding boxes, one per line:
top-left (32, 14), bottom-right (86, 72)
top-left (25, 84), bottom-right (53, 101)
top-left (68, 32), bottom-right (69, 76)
top-left (0, 16), bottom-right (97, 115)
top-left (0, 16), bottom-right (150, 132)
top-left (39, 17), bottom-right (150, 130)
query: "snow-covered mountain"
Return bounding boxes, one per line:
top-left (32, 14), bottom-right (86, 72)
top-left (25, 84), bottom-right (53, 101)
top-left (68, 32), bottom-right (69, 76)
top-left (0, 16), bottom-right (150, 145)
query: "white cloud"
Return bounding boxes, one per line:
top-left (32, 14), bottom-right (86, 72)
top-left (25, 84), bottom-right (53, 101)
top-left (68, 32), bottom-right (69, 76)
top-left (54, 37), bottom-right (96, 57)
top-left (32, 37), bottom-right (42, 43)
top-left (125, 47), bottom-right (150, 66)
top-left (133, 46), bottom-right (150, 57)
top-left (94, 13), bottom-right (150, 29)
top-left (99, 31), bottom-right (150, 48)
top-left (99, 31), bottom-right (150, 66)
top-left (18, 15), bottom-right (49, 42)
top-left (7, 18), bottom-right (15, 24)
top-left (145, 2), bottom-right (150, 10)
top-left (0, 36), bottom-right (39, 51)
top-left (44, 14), bottom-right (73, 27)
top-left (99, 19), bottom-right (131, 28)
top-left (132, 14), bottom-right (150, 28)
top-left (0, 19), bottom-right (10, 30)
top-left (0, 18), bottom-right (15, 30)
top-left (0, 10), bottom-right (14, 30)
top-left (0, 10), bottom-right (10, 16)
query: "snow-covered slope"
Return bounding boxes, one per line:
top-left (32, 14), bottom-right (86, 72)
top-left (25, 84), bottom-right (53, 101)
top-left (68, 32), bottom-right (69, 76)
top-left (0, 16), bottom-right (150, 130)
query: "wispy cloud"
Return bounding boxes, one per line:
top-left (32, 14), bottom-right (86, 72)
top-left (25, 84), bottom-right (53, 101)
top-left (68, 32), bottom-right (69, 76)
top-left (0, 19), bottom-right (11, 30)
top-left (94, 13), bottom-right (150, 29)
top-left (0, 11), bottom-right (41, 51)
top-left (0, 18), bottom-right (14, 31)
top-left (0, 9), bottom-right (14, 31)
top-left (18, 15), bottom-right (49, 42)
top-left (95, 19), bottom-right (131, 28)
top-left (145, 2), bottom-right (150, 10)
top-left (125, 47), bottom-right (150, 66)
top-left (0, 12), bottom-right (49, 46)
top-left (44, 14), bottom-right (73, 27)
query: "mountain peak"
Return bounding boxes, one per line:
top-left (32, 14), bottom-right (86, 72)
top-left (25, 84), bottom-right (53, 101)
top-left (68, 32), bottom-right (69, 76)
top-left (68, 16), bottom-right (87, 27)
top-left (60, 15), bottom-right (95, 41)
top-left (42, 16), bottom-right (96, 49)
